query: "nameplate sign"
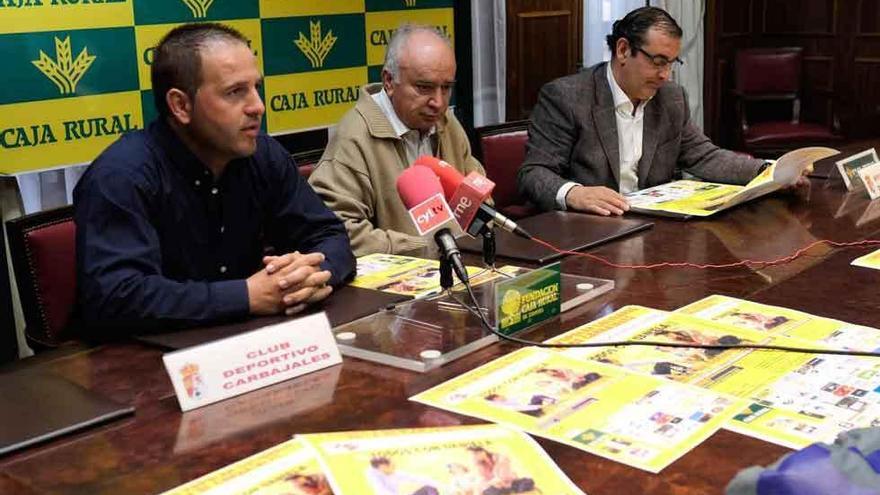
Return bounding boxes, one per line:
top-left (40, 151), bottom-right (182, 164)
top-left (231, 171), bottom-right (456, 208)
top-left (495, 262), bottom-right (562, 335)
top-left (162, 312), bottom-right (342, 412)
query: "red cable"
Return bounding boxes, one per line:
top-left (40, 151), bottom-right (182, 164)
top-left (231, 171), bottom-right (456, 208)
top-left (529, 236), bottom-right (880, 270)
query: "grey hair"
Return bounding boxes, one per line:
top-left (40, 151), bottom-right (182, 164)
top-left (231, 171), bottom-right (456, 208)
top-left (382, 23), bottom-right (452, 82)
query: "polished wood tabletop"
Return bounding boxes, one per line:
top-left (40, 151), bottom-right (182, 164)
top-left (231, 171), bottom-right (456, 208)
top-left (3, 172), bottom-right (880, 495)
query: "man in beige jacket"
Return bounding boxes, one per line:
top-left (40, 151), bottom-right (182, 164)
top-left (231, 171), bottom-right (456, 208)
top-left (309, 24), bottom-right (485, 256)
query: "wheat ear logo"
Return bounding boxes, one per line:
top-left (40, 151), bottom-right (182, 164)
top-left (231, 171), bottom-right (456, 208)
top-left (181, 0), bottom-right (214, 18)
top-left (294, 20), bottom-right (337, 69)
top-left (404, 0), bottom-right (417, 6)
top-left (32, 36), bottom-right (96, 95)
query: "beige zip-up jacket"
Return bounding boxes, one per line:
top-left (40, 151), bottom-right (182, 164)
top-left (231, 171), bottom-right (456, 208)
top-left (309, 83), bottom-right (486, 256)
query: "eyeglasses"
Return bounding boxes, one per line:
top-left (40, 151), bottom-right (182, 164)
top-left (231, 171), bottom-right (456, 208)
top-left (636, 47), bottom-right (683, 70)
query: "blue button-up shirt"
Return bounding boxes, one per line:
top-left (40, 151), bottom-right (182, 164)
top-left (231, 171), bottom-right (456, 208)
top-left (74, 119), bottom-right (355, 333)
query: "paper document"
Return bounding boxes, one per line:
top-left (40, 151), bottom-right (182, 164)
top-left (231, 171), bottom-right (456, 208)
top-left (625, 146), bottom-right (839, 217)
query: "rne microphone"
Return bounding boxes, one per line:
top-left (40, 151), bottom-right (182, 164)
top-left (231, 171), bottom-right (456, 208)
top-left (395, 166), bottom-right (470, 285)
top-left (413, 156), bottom-right (532, 240)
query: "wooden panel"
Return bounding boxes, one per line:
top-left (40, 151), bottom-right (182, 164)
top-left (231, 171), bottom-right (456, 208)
top-left (762, 0), bottom-right (837, 34)
top-left (854, 59), bottom-right (880, 133)
top-left (803, 56), bottom-right (834, 92)
top-left (721, 0), bottom-right (753, 36)
top-left (506, 0), bottom-right (583, 121)
top-left (704, 0), bottom-right (880, 148)
top-left (858, 0), bottom-right (880, 34)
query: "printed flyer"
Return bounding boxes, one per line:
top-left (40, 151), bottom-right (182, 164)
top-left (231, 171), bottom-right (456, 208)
top-left (546, 306), bottom-right (807, 397)
top-left (350, 254), bottom-right (518, 298)
top-left (677, 294), bottom-right (880, 352)
top-left (411, 347), bottom-right (743, 473)
top-left (162, 438), bottom-right (332, 495)
top-left (299, 424), bottom-right (585, 495)
top-left (852, 248), bottom-right (880, 271)
top-left (726, 353), bottom-right (880, 448)
top-left (546, 304), bottom-right (880, 449)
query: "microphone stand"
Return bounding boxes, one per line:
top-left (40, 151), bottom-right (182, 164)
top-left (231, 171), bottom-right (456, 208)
top-left (481, 226), bottom-right (496, 268)
top-left (439, 255), bottom-right (454, 291)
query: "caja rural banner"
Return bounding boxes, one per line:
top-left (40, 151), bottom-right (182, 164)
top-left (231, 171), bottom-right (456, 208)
top-left (0, 0), bottom-right (455, 174)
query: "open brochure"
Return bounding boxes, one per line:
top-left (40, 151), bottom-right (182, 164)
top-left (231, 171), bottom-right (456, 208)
top-left (625, 147), bottom-right (839, 218)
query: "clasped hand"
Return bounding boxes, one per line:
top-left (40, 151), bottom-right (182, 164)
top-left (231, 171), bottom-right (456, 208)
top-left (247, 251), bottom-right (333, 316)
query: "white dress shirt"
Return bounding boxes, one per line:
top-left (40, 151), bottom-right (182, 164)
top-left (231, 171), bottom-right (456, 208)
top-left (555, 65), bottom-right (650, 209)
top-left (371, 88), bottom-right (436, 164)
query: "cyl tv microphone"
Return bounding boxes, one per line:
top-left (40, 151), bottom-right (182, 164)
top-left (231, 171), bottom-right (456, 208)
top-left (413, 156), bottom-right (532, 239)
top-left (395, 166), bottom-right (470, 285)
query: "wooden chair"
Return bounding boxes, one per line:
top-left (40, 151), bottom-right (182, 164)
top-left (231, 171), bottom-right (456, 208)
top-left (474, 120), bottom-right (536, 219)
top-left (292, 148), bottom-right (325, 179)
top-left (6, 206), bottom-right (77, 349)
top-left (734, 47), bottom-right (841, 157)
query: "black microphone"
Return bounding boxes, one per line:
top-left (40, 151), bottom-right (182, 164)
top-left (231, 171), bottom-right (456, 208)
top-left (434, 229), bottom-right (470, 285)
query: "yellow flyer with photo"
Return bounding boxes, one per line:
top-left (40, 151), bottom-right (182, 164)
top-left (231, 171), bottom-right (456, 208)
top-left (411, 347), bottom-right (744, 473)
top-left (350, 254), bottom-right (517, 298)
top-left (852, 248), bottom-right (880, 271)
top-left (624, 180), bottom-right (745, 217)
top-left (546, 306), bottom-right (786, 386)
top-left (299, 424), bottom-right (585, 495)
top-left (545, 306), bottom-right (817, 399)
top-left (727, 354), bottom-right (880, 448)
top-left (677, 294), bottom-right (880, 352)
top-left (549, 303), bottom-right (880, 449)
top-left (161, 438), bottom-right (332, 494)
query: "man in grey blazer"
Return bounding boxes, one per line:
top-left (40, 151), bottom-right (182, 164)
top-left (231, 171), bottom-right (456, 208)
top-left (518, 7), bottom-right (768, 215)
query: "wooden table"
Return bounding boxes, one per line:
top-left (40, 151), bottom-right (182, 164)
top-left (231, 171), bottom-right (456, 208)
top-left (3, 175), bottom-right (880, 494)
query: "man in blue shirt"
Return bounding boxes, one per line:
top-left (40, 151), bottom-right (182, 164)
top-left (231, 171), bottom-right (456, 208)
top-left (74, 23), bottom-right (355, 334)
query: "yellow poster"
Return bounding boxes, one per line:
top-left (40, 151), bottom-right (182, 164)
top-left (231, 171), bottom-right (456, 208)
top-left (300, 424), bottom-right (585, 495)
top-left (412, 347), bottom-right (744, 473)
top-left (350, 253), bottom-right (518, 297)
top-left (852, 248), bottom-right (880, 271)
top-left (161, 438), bottom-right (332, 495)
top-left (547, 303), bottom-right (880, 450)
top-left (677, 294), bottom-right (880, 352)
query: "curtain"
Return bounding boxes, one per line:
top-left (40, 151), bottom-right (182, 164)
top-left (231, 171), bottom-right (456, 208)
top-left (583, 0), bottom-right (648, 68)
top-left (655, 0), bottom-right (706, 129)
top-left (471, 0), bottom-right (506, 127)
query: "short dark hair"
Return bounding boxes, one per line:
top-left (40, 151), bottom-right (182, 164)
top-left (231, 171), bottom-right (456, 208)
top-left (151, 23), bottom-right (249, 119)
top-left (370, 457), bottom-right (390, 468)
top-left (605, 7), bottom-right (682, 55)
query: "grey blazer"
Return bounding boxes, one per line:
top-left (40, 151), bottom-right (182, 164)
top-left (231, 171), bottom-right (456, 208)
top-left (518, 63), bottom-right (765, 211)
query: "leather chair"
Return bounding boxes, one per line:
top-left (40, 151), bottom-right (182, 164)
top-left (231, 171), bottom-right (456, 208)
top-left (6, 205), bottom-right (76, 348)
top-left (475, 120), bottom-right (536, 219)
top-left (0, 220), bottom-right (17, 362)
top-left (292, 148), bottom-right (324, 179)
top-left (734, 47), bottom-right (841, 157)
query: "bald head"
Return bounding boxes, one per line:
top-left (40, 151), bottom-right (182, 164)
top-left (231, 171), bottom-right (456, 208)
top-left (382, 24), bottom-right (456, 132)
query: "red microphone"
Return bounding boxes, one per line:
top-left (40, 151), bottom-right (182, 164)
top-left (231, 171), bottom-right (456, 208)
top-left (396, 166), bottom-right (470, 284)
top-left (413, 156), bottom-right (532, 239)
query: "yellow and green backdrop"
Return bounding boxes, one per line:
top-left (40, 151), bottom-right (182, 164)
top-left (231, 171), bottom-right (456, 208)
top-left (0, 0), bottom-right (455, 174)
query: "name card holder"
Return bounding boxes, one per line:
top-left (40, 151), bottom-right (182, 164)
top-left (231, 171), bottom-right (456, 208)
top-left (163, 312), bottom-right (341, 412)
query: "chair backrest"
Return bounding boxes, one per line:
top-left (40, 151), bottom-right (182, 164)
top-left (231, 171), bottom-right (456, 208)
top-left (292, 148), bottom-right (325, 179)
top-left (0, 220), bottom-right (17, 362)
top-left (735, 47), bottom-right (802, 96)
top-left (6, 205), bottom-right (76, 348)
top-left (476, 120), bottom-right (530, 209)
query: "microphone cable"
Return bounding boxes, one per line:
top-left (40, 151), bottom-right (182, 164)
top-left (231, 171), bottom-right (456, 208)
top-left (451, 282), bottom-right (880, 359)
top-left (528, 236), bottom-right (880, 271)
